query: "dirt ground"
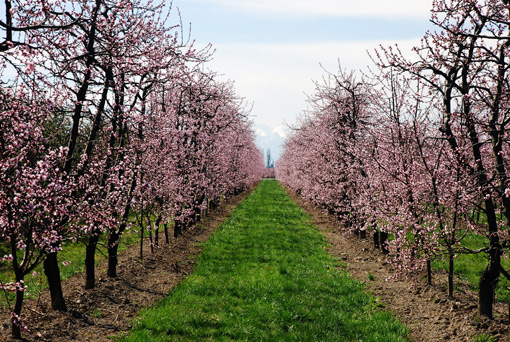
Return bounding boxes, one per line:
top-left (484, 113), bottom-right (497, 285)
top-left (287, 189), bottom-right (510, 342)
top-left (2, 184), bottom-right (510, 341)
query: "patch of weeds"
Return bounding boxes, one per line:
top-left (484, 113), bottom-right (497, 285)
top-left (373, 296), bottom-right (385, 308)
top-left (472, 333), bottom-right (497, 342)
top-left (91, 309), bottom-right (105, 318)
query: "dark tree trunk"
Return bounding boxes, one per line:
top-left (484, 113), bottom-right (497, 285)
top-left (194, 206), bottom-right (201, 224)
top-left (9, 234), bottom-right (24, 339)
top-left (107, 231), bottom-right (120, 278)
top-left (174, 220), bottom-right (182, 238)
top-left (85, 228), bottom-right (101, 289)
top-left (107, 174), bottom-right (135, 277)
top-left (380, 231), bottom-right (389, 255)
top-left (476, 198), bottom-right (501, 318)
top-left (11, 273), bottom-right (24, 339)
top-left (154, 223), bottom-right (159, 248)
top-left (448, 250), bottom-right (454, 298)
top-left (426, 259), bottom-right (432, 286)
top-left (479, 245), bottom-right (501, 319)
top-left (164, 223), bottom-right (169, 244)
top-left (210, 199), bottom-right (219, 210)
top-left (148, 215), bottom-right (154, 253)
top-left (154, 214), bottom-right (162, 248)
top-left (140, 214), bottom-right (144, 260)
top-left (43, 252), bottom-right (67, 311)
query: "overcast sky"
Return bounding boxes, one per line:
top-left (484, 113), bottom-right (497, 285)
top-left (171, 0), bottom-right (435, 160)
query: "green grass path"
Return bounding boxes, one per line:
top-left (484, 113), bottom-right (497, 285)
top-left (120, 180), bottom-right (408, 341)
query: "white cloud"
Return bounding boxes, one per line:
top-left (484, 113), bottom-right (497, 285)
top-left (272, 125), bottom-right (288, 139)
top-left (255, 128), bottom-right (267, 136)
top-left (206, 39), bottom-right (421, 128)
top-left (191, 0), bottom-right (432, 19)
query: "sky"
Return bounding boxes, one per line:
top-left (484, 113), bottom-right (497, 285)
top-left (170, 0), bottom-right (435, 161)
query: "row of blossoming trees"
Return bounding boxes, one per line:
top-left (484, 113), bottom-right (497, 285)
top-left (277, 0), bottom-right (510, 320)
top-left (0, 0), bottom-right (264, 338)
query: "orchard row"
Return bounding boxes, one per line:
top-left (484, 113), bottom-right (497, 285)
top-left (277, 0), bottom-right (510, 321)
top-left (0, 0), bottom-right (264, 339)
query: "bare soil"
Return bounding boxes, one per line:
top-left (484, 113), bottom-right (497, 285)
top-left (287, 188), bottom-right (510, 342)
top-left (0, 188), bottom-right (253, 342)
top-left (2, 184), bottom-right (510, 341)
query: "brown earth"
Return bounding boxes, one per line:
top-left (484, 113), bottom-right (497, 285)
top-left (2, 184), bottom-right (510, 341)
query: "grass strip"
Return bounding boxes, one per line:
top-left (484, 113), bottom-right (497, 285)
top-left (120, 179), bottom-right (409, 341)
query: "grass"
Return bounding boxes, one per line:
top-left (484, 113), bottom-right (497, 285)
top-left (92, 309), bottom-right (106, 318)
top-left (472, 333), bottom-right (498, 342)
top-left (120, 179), bottom-right (409, 342)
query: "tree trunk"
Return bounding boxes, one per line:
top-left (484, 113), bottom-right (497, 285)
top-left (154, 223), bottom-right (159, 248)
top-left (426, 259), bottom-right (432, 286)
top-left (359, 229), bottom-right (367, 239)
top-left (164, 223), bottom-right (169, 244)
top-left (11, 275), bottom-right (24, 339)
top-left (174, 220), bottom-right (182, 238)
top-left (107, 231), bottom-right (120, 278)
top-left (43, 252), bottom-right (67, 311)
top-left (373, 230), bottom-right (380, 249)
top-left (154, 214), bottom-right (162, 248)
top-left (85, 228), bottom-right (100, 289)
top-left (448, 251), bottom-right (454, 298)
top-left (210, 199), bottom-right (219, 210)
top-left (479, 246), bottom-right (501, 318)
top-left (140, 215), bottom-right (144, 260)
top-left (148, 215), bottom-right (154, 254)
top-left (380, 231), bottom-right (389, 255)
top-left (194, 205), bottom-right (201, 224)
